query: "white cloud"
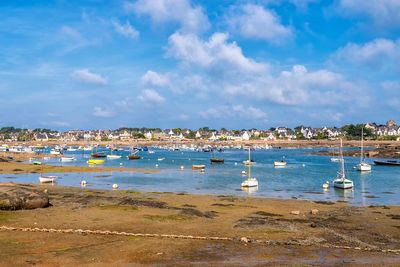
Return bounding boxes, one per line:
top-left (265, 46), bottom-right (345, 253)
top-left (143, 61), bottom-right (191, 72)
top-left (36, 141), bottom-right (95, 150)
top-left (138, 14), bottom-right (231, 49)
top-left (141, 70), bottom-right (169, 86)
top-left (126, 0), bottom-right (209, 33)
top-left (199, 105), bottom-right (267, 120)
top-left (167, 32), bottom-right (268, 73)
top-left (176, 114), bottom-right (189, 121)
top-left (337, 0), bottom-right (400, 27)
top-left (335, 38), bottom-right (400, 69)
top-left (138, 89), bottom-right (165, 105)
top-left (50, 121), bottom-right (71, 127)
top-left (92, 106), bottom-right (115, 118)
top-left (112, 20), bottom-right (139, 39)
top-left (71, 69), bottom-right (108, 85)
top-left (228, 4), bottom-right (293, 43)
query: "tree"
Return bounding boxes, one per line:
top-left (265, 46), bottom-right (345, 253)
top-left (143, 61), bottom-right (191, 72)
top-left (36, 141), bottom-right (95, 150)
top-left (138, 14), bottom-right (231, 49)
top-left (296, 132), bottom-right (306, 140)
top-left (186, 131), bottom-right (196, 139)
top-left (269, 127), bottom-right (276, 131)
top-left (294, 125), bottom-right (304, 132)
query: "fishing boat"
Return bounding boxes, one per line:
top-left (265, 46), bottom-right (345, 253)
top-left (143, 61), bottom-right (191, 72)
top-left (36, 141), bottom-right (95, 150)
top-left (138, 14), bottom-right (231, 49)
top-left (87, 159), bottom-right (105, 164)
top-left (274, 160), bottom-right (287, 167)
top-left (356, 128), bottom-right (371, 171)
top-left (333, 139), bottom-right (354, 189)
top-left (374, 160), bottom-right (400, 166)
top-left (127, 142), bottom-right (140, 160)
top-left (241, 148), bottom-right (258, 187)
top-left (210, 149), bottom-right (224, 163)
top-left (192, 165), bottom-right (205, 169)
top-left (60, 156), bottom-right (76, 162)
top-left (38, 148), bottom-right (58, 183)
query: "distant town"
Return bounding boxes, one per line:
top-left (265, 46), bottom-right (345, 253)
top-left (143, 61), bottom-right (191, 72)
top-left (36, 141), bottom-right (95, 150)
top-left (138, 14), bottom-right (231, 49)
top-left (1, 120), bottom-right (399, 142)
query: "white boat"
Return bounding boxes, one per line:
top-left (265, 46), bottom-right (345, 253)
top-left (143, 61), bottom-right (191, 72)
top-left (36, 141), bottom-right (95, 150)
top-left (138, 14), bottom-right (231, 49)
top-left (242, 148), bottom-right (258, 187)
top-left (330, 157), bottom-right (340, 162)
top-left (50, 150), bottom-right (61, 155)
top-left (242, 160), bottom-right (256, 166)
top-left (333, 139), bottom-right (354, 189)
top-left (107, 155), bottom-right (122, 159)
top-left (60, 156), bottom-right (76, 162)
top-left (356, 128), bottom-right (371, 171)
top-left (39, 176), bottom-right (58, 183)
top-left (66, 147), bottom-right (77, 151)
top-left (149, 150), bottom-right (155, 154)
top-left (38, 149), bottom-right (58, 183)
top-left (158, 157), bottom-right (165, 161)
top-left (274, 160), bottom-right (287, 167)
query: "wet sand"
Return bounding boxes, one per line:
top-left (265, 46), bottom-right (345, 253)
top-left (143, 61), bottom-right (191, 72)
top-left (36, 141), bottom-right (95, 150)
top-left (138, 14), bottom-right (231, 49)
top-left (1, 183), bottom-right (400, 266)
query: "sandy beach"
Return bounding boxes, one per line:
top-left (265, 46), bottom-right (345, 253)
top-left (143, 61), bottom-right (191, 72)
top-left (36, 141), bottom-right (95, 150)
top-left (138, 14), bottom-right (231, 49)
top-left (1, 182), bottom-right (400, 266)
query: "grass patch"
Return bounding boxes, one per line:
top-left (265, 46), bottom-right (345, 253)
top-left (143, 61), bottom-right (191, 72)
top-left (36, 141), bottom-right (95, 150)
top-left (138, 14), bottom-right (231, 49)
top-left (0, 211), bottom-right (12, 223)
top-left (55, 247), bottom-right (70, 252)
top-left (97, 205), bottom-right (138, 211)
top-left (143, 214), bottom-right (193, 222)
top-left (120, 190), bottom-right (140, 195)
top-left (127, 236), bottom-right (142, 241)
top-left (218, 195), bottom-right (239, 202)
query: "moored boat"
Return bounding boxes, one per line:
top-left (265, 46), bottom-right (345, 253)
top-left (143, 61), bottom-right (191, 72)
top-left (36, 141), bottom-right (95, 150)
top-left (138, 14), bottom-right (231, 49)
top-left (127, 155), bottom-right (140, 160)
top-left (274, 160), bottom-right (286, 167)
top-left (356, 128), bottom-right (371, 171)
top-left (241, 148), bottom-right (258, 187)
top-left (107, 154), bottom-right (122, 159)
top-left (87, 159), bottom-right (105, 164)
top-left (374, 160), bottom-right (400, 166)
top-left (192, 165), bottom-right (205, 169)
top-left (210, 158), bottom-right (224, 163)
top-left (39, 176), bottom-right (58, 183)
top-left (243, 160), bottom-right (256, 166)
top-left (60, 156), bottom-right (76, 162)
top-left (91, 153), bottom-right (106, 158)
top-left (333, 139), bottom-right (354, 189)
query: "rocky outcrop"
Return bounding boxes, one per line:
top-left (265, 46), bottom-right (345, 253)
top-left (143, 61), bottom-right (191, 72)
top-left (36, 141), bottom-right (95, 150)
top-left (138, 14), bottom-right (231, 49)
top-left (0, 183), bottom-right (49, 210)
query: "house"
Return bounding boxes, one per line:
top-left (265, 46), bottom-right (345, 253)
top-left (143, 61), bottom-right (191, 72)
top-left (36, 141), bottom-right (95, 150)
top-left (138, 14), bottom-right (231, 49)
top-left (241, 131), bottom-right (250, 141)
top-left (145, 132), bottom-right (153, 139)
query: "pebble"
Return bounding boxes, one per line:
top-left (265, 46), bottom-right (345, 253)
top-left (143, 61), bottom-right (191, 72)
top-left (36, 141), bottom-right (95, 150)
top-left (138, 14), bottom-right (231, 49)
top-left (240, 237), bottom-right (249, 243)
top-left (311, 209), bottom-right (319, 215)
top-left (290, 210), bottom-right (300, 215)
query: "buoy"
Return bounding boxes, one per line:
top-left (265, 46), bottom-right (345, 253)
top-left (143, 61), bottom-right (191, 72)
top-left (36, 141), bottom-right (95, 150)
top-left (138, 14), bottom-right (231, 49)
top-left (156, 164), bottom-right (159, 168)
top-left (112, 184), bottom-right (118, 190)
top-left (172, 160), bottom-right (174, 163)
top-left (242, 171), bottom-right (247, 175)
top-left (235, 162), bottom-right (238, 166)
top-left (323, 181), bottom-right (329, 189)
top-left (302, 164), bottom-right (306, 167)
top-left (81, 180), bottom-right (87, 186)
top-left (201, 169), bottom-right (205, 173)
top-left (180, 166), bottom-right (184, 169)
top-left (120, 163), bottom-right (123, 166)
top-left (353, 166), bottom-right (356, 169)
top-left (188, 158), bottom-right (191, 160)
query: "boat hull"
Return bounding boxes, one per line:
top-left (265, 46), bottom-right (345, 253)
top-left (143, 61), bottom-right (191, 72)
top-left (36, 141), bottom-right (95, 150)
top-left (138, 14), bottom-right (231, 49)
top-left (60, 157), bottom-right (76, 162)
top-left (274, 161), bottom-right (287, 167)
top-left (192, 165), bottom-right (205, 169)
top-left (356, 162), bottom-right (371, 171)
top-left (39, 176), bottom-right (58, 183)
top-left (333, 178), bottom-right (354, 189)
top-left (210, 158), bottom-right (224, 163)
top-left (374, 160), bottom-right (400, 166)
top-left (241, 178), bottom-right (258, 187)
top-left (127, 155), bottom-right (140, 160)
top-left (243, 160), bottom-right (256, 166)
top-left (107, 155), bottom-right (122, 159)
top-left (87, 159), bottom-right (105, 164)
top-left (91, 154), bottom-right (106, 158)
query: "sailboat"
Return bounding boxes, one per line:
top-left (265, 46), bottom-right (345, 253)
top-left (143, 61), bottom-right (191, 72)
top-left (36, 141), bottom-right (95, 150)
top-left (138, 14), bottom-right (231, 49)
top-left (127, 141), bottom-right (140, 160)
top-left (333, 139), bottom-right (354, 189)
top-left (107, 142), bottom-right (122, 159)
top-left (38, 148), bottom-right (58, 183)
top-left (241, 148), bottom-right (258, 187)
top-left (210, 148), bottom-right (224, 163)
top-left (274, 156), bottom-right (287, 167)
top-left (356, 128), bottom-right (371, 171)
top-left (330, 146), bottom-right (340, 162)
top-left (91, 144), bottom-right (106, 158)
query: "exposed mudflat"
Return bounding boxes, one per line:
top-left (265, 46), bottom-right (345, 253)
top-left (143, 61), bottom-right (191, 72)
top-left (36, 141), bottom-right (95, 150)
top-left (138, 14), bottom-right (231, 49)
top-left (309, 144), bottom-right (400, 159)
top-left (1, 183), bottom-right (400, 266)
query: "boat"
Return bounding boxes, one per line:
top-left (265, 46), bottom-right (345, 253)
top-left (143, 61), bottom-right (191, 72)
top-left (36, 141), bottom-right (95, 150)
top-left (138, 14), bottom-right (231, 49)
top-left (210, 149), bottom-right (224, 163)
top-left (330, 157), bottom-right (340, 162)
top-left (243, 160), bottom-right (256, 166)
top-left (241, 148), bottom-right (258, 187)
top-left (374, 160), bottom-right (400, 166)
top-left (274, 160), bottom-right (287, 167)
top-left (127, 142), bottom-right (140, 160)
top-left (66, 147), bottom-right (77, 152)
top-left (158, 157), bottom-right (165, 161)
top-left (91, 153), bottom-right (106, 158)
top-left (50, 149), bottom-right (61, 155)
top-left (192, 165), bottom-right (205, 169)
top-left (38, 148), bottom-right (58, 183)
top-left (148, 150), bottom-right (155, 154)
top-left (356, 128), bottom-right (371, 171)
top-left (60, 156), bottom-right (76, 162)
top-left (333, 139), bottom-right (354, 189)
top-left (107, 142), bottom-right (122, 159)
top-left (87, 159), bottom-right (105, 164)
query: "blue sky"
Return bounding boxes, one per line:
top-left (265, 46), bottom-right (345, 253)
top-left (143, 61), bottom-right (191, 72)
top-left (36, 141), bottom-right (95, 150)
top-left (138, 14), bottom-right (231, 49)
top-left (1, 0), bottom-right (400, 130)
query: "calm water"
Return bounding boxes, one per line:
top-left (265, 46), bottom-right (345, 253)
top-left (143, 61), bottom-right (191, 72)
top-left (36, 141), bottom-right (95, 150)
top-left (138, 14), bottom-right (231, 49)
top-left (1, 147), bottom-right (399, 206)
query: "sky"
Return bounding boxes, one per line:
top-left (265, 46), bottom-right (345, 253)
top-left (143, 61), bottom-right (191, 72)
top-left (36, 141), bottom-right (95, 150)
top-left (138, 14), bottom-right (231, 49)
top-left (1, 0), bottom-right (400, 131)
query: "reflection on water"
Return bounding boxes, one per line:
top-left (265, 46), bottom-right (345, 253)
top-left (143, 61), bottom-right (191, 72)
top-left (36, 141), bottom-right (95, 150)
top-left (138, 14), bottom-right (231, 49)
top-left (241, 186), bottom-right (258, 196)
top-left (2, 147), bottom-right (400, 205)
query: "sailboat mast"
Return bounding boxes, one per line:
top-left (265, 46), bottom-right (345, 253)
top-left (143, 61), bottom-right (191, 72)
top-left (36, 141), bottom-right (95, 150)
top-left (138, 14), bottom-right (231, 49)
top-left (340, 138), bottom-right (345, 180)
top-left (360, 128), bottom-right (364, 162)
top-left (40, 147), bottom-right (44, 176)
top-left (248, 148), bottom-right (251, 180)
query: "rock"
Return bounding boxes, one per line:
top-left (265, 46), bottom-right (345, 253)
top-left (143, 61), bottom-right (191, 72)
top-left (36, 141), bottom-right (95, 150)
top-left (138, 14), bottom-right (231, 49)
top-left (311, 209), bottom-right (319, 215)
top-left (0, 183), bottom-right (49, 210)
top-left (290, 210), bottom-right (300, 215)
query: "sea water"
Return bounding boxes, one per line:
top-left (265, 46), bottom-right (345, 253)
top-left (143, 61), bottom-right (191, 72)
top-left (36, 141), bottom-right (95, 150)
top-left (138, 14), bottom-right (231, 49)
top-left (1, 147), bottom-right (399, 206)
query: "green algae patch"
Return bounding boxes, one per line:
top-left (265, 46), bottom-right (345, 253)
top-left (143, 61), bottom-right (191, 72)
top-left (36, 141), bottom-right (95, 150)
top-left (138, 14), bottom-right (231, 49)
top-left (0, 211), bottom-right (12, 223)
top-left (97, 205), bottom-right (138, 211)
top-left (143, 214), bottom-right (193, 222)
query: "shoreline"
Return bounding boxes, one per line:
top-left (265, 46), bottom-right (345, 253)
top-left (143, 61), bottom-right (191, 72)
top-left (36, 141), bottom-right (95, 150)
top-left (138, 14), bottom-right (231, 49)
top-left (1, 182), bottom-right (400, 265)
